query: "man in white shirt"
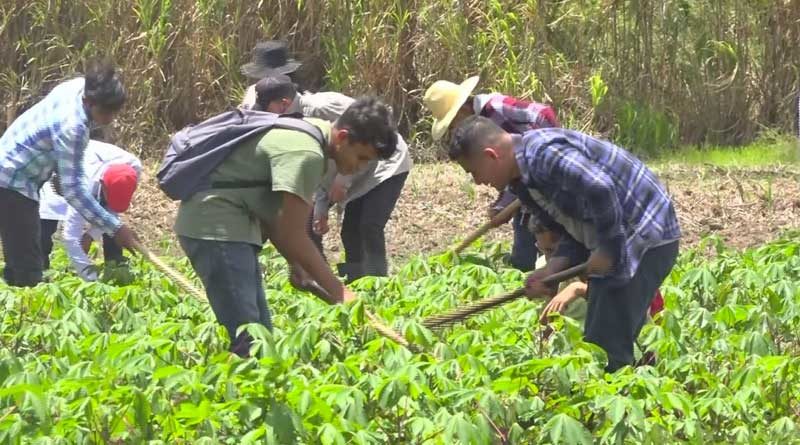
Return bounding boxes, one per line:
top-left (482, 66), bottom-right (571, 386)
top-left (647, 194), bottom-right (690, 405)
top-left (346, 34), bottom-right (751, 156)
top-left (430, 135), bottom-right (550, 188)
top-left (39, 139), bottom-right (141, 281)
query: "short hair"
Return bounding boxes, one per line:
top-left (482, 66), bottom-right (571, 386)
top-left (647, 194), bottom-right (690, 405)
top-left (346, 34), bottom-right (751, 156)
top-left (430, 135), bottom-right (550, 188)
top-left (335, 96), bottom-right (398, 159)
top-left (83, 59), bottom-right (126, 111)
top-left (254, 74), bottom-right (297, 111)
top-left (449, 115), bottom-right (505, 160)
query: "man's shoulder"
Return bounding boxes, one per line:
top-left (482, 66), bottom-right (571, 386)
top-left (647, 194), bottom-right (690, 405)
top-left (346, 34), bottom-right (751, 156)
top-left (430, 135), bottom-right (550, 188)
top-left (300, 92), bottom-right (355, 121)
top-left (257, 118), bottom-right (329, 156)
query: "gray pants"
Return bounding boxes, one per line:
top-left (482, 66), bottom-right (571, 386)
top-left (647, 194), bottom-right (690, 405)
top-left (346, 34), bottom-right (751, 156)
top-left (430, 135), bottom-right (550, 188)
top-left (178, 236), bottom-right (271, 357)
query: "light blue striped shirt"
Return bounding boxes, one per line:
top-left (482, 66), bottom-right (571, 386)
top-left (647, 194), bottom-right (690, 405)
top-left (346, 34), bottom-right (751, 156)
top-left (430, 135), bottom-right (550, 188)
top-left (0, 77), bottom-right (121, 234)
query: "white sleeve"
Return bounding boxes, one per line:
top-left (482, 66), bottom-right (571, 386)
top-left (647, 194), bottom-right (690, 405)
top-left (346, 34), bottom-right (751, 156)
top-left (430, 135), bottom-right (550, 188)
top-left (241, 84), bottom-right (257, 109)
top-left (62, 206), bottom-right (97, 281)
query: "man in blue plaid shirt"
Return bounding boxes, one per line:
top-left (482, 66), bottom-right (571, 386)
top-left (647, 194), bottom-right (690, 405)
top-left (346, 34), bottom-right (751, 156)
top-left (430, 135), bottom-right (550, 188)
top-left (0, 60), bottom-right (140, 287)
top-left (450, 116), bottom-right (680, 372)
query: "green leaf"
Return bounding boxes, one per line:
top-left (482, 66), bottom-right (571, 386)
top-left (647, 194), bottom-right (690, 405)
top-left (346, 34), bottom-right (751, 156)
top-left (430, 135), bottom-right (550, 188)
top-left (543, 413), bottom-right (592, 445)
top-left (319, 423), bottom-right (346, 445)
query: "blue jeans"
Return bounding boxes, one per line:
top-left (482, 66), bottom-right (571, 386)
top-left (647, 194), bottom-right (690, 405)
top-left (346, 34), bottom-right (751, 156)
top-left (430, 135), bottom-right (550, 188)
top-left (178, 236), bottom-right (272, 357)
top-left (508, 211), bottom-right (537, 272)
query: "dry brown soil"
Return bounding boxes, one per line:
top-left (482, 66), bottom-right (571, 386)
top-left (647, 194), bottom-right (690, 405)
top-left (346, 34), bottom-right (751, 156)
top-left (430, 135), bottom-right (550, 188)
top-left (126, 162), bottom-right (800, 267)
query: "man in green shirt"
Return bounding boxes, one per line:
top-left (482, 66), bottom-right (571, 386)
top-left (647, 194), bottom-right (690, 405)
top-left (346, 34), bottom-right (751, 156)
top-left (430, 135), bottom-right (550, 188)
top-left (174, 96), bottom-right (398, 357)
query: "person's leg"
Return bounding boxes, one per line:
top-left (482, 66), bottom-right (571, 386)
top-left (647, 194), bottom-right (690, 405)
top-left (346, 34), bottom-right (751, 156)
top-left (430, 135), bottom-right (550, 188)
top-left (508, 211), bottom-right (537, 272)
top-left (40, 219), bottom-right (59, 271)
top-left (584, 241), bottom-right (679, 372)
top-left (0, 188), bottom-right (44, 287)
top-left (356, 172), bottom-right (408, 277)
top-left (178, 236), bottom-right (272, 357)
top-left (339, 196), bottom-right (365, 281)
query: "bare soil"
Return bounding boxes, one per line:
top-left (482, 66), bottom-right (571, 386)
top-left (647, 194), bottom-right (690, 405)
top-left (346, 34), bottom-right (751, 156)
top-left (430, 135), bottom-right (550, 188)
top-left (127, 162), bottom-right (800, 266)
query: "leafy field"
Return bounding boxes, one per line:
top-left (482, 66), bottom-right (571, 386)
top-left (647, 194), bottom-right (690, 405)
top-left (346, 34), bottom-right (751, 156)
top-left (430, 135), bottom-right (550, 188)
top-left (1, 237), bottom-right (800, 444)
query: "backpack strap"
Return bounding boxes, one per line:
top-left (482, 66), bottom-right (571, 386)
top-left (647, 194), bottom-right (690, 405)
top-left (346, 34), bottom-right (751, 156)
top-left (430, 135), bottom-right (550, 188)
top-left (209, 116), bottom-right (326, 190)
top-left (272, 116), bottom-right (327, 147)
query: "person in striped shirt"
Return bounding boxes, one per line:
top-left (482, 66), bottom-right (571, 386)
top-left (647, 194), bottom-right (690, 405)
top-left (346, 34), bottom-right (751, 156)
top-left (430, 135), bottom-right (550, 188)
top-left (0, 60), bottom-right (140, 287)
top-left (449, 116), bottom-right (680, 372)
top-left (423, 76), bottom-right (559, 271)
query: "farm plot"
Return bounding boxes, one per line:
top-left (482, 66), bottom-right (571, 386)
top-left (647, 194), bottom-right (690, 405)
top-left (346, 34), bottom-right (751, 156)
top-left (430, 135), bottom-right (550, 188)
top-left (1, 237), bottom-right (800, 444)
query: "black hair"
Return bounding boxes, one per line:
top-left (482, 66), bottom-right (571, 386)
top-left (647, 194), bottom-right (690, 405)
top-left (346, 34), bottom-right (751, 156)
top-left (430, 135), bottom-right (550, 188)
top-left (448, 115), bottom-right (505, 160)
top-left (254, 75), bottom-right (297, 111)
top-left (83, 59), bottom-right (126, 111)
top-left (335, 96), bottom-right (398, 159)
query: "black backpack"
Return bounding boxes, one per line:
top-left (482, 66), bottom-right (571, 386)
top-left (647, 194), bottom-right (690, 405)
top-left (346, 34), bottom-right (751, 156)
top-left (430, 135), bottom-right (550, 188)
top-left (157, 108), bottom-right (325, 201)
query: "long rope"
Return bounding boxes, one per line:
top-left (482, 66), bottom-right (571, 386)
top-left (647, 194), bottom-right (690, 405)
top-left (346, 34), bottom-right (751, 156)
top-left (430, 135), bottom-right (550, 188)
top-left (423, 263), bottom-right (588, 329)
top-left (133, 240), bottom-right (207, 302)
top-left (134, 241), bottom-right (414, 351)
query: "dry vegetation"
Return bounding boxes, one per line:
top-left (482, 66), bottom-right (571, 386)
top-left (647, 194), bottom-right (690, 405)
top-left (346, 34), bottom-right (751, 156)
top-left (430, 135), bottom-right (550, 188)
top-left (128, 162), bottom-right (800, 267)
top-left (1, 0), bottom-right (799, 162)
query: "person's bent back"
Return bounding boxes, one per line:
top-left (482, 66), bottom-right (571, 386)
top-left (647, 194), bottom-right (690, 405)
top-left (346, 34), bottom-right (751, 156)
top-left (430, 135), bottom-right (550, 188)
top-left (173, 95), bottom-right (397, 357)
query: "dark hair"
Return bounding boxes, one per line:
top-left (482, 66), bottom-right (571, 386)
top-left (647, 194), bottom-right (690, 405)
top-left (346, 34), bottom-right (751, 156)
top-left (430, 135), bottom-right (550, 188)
top-left (83, 59), bottom-right (126, 111)
top-left (449, 115), bottom-right (504, 160)
top-left (254, 75), bottom-right (297, 111)
top-left (335, 96), bottom-right (398, 159)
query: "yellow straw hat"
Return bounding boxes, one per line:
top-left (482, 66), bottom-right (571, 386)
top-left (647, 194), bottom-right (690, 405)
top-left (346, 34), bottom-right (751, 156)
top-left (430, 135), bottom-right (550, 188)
top-left (423, 75), bottom-right (480, 141)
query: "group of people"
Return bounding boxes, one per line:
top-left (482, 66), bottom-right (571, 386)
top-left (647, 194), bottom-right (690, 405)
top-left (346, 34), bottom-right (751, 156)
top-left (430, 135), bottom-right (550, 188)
top-left (0, 40), bottom-right (681, 372)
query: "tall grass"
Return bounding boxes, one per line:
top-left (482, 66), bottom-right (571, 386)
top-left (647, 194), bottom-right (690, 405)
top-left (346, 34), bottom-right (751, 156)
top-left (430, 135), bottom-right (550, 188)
top-left (1, 0), bottom-right (798, 161)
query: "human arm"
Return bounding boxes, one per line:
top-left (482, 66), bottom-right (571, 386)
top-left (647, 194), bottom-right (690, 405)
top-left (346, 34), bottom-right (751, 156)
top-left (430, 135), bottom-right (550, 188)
top-left (53, 123), bottom-right (139, 251)
top-left (484, 95), bottom-right (560, 130)
top-left (526, 139), bottom-right (625, 276)
top-left (539, 281), bottom-right (587, 323)
top-left (268, 193), bottom-right (355, 304)
top-left (61, 207), bottom-right (98, 281)
top-left (312, 159), bottom-right (339, 234)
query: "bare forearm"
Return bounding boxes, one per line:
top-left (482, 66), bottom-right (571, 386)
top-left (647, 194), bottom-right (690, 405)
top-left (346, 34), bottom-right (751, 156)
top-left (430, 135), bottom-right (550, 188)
top-left (270, 229), bottom-right (344, 304)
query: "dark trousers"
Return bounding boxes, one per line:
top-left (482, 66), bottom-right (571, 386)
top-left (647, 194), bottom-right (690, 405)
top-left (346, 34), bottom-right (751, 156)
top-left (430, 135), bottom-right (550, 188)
top-left (40, 219), bottom-right (59, 270)
top-left (178, 236), bottom-right (272, 357)
top-left (340, 172), bottom-right (407, 280)
top-left (509, 211), bottom-right (537, 272)
top-left (40, 219), bottom-right (125, 270)
top-left (584, 241), bottom-right (679, 372)
top-left (0, 188), bottom-right (44, 287)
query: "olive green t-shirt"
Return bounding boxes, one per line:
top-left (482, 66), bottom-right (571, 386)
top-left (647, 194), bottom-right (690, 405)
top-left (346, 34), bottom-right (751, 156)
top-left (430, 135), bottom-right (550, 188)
top-left (174, 118), bottom-right (331, 245)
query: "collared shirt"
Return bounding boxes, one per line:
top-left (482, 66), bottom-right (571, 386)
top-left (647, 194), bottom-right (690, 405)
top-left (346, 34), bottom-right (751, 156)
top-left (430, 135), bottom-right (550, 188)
top-left (39, 140), bottom-right (141, 279)
top-left (0, 77), bottom-right (121, 234)
top-left (474, 93), bottom-right (560, 134)
top-left (510, 129), bottom-right (681, 284)
top-left (476, 93), bottom-right (559, 213)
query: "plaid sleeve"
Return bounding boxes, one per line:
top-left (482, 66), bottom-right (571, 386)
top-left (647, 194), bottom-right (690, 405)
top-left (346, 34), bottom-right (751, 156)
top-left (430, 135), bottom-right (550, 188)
top-left (489, 96), bottom-right (560, 130)
top-left (54, 123), bottom-right (121, 234)
top-left (533, 142), bottom-right (626, 264)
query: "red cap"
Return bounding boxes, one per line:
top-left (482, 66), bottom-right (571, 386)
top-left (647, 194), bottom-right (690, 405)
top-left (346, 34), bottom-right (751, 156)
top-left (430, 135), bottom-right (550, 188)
top-left (102, 164), bottom-right (138, 213)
